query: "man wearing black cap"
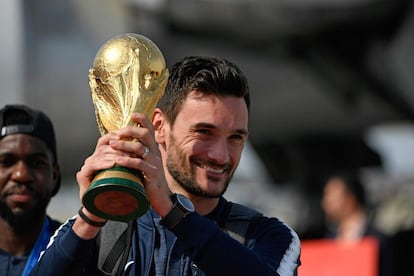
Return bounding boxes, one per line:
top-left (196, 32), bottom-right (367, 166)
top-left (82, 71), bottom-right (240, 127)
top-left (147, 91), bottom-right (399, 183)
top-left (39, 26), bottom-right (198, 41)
top-left (0, 104), bottom-right (61, 276)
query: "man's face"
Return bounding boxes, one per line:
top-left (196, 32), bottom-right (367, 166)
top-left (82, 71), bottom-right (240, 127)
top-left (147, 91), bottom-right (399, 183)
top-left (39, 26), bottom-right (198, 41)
top-left (0, 134), bottom-right (57, 230)
top-left (321, 178), bottom-right (350, 223)
top-left (162, 91), bottom-right (249, 198)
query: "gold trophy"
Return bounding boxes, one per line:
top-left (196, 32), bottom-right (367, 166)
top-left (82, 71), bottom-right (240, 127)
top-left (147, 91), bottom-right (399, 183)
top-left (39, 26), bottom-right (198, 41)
top-left (82, 33), bottom-right (169, 221)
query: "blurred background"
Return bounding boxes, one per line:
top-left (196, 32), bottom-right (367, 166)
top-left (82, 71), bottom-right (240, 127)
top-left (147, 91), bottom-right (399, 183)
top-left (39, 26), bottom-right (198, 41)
top-left (1, 0), bottom-right (414, 274)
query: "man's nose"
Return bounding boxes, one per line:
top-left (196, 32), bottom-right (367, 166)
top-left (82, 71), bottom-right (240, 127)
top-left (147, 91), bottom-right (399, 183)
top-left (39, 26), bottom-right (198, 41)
top-left (12, 161), bottom-right (33, 182)
top-left (208, 139), bottom-right (230, 164)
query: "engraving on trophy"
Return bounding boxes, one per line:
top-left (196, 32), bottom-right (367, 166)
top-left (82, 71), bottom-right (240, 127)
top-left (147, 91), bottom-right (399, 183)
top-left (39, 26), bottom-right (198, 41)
top-left (89, 33), bottom-right (168, 135)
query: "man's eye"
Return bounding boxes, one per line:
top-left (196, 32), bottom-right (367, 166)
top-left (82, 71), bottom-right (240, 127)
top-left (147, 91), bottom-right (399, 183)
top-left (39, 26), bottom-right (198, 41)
top-left (0, 158), bottom-right (14, 167)
top-left (30, 158), bottom-right (49, 168)
top-left (196, 129), bottom-right (211, 135)
top-left (230, 134), bottom-right (245, 142)
top-left (231, 135), bottom-right (243, 140)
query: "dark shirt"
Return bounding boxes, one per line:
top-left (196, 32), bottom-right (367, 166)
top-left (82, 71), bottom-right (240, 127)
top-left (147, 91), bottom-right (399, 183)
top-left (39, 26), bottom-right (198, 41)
top-left (0, 250), bottom-right (28, 276)
top-left (0, 216), bottom-right (61, 276)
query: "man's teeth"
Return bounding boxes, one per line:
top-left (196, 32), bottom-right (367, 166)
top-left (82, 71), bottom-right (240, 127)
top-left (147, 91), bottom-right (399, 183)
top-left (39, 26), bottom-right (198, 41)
top-left (205, 166), bottom-right (224, 173)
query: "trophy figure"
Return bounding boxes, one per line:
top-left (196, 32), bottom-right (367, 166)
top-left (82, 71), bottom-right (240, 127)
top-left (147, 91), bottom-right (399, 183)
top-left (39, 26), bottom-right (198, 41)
top-left (82, 33), bottom-right (169, 221)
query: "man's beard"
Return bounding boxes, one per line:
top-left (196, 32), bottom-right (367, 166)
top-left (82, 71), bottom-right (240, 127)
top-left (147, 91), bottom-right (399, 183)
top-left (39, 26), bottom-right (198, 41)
top-left (166, 134), bottom-right (234, 198)
top-left (0, 194), bottom-right (49, 234)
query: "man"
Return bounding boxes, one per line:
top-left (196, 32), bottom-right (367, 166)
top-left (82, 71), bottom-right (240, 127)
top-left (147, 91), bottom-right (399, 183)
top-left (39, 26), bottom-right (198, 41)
top-left (0, 104), bottom-right (61, 276)
top-left (321, 171), bottom-right (394, 276)
top-left (31, 56), bottom-right (301, 275)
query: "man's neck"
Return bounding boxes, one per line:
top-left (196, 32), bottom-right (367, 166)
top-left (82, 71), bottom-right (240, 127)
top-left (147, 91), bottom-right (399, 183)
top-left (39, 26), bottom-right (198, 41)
top-left (188, 195), bottom-right (220, 216)
top-left (169, 183), bottom-right (220, 215)
top-left (0, 217), bottom-right (45, 257)
top-left (337, 210), bottom-right (366, 242)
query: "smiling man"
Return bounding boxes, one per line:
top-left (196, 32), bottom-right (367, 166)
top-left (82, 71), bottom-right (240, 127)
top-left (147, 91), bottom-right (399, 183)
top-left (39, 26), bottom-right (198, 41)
top-left (31, 56), bottom-right (301, 276)
top-left (0, 104), bottom-right (61, 276)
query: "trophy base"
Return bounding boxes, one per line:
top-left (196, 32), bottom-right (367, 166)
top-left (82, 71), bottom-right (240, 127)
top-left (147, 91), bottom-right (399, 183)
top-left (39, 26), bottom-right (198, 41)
top-left (82, 166), bottom-right (149, 222)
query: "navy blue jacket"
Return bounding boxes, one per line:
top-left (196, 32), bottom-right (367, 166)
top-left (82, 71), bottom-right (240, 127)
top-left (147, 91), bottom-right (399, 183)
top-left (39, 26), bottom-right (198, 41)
top-left (31, 198), bottom-right (301, 275)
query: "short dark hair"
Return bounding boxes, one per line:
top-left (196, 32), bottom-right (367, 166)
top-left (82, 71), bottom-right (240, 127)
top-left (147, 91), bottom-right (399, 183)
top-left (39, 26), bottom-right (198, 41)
top-left (157, 56), bottom-right (250, 125)
top-left (327, 171), bottom-right (366, 207)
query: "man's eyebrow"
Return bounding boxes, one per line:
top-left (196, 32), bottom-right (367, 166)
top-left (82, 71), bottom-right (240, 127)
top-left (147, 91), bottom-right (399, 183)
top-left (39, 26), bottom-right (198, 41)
top-left (192, 122), bottom-right (215, 129)
top-left (234, 128), bottom-right (249, 136)
top-left (0, 150), bottom-right (49, 158)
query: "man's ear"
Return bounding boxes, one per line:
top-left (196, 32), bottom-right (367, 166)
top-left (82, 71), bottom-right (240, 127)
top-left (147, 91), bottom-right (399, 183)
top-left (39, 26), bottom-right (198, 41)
top-left (152, 108), bottom-right (166, 144)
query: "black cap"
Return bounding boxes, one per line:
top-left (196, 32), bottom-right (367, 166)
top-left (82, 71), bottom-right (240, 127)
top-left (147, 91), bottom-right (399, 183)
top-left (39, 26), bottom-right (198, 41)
top-left (0, 104), bottom-right (60, 195)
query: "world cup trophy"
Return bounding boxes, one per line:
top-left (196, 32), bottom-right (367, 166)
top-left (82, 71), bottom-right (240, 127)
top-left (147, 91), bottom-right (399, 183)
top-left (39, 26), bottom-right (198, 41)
top-left (82, 33), bottom-right (169, 221)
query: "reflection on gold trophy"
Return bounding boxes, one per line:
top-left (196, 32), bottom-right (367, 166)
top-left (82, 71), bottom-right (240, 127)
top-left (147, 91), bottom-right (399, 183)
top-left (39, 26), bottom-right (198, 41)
top-left (82, 33), bottom-right (169, 221)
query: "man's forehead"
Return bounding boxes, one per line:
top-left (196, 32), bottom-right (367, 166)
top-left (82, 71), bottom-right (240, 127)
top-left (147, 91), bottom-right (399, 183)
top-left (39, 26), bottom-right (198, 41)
top-left (0, 134), bottom-right (51, 154)
top-left (177, 94), bottom-right (248, 130)
top-left (183, 92), bottom-right (247, 110)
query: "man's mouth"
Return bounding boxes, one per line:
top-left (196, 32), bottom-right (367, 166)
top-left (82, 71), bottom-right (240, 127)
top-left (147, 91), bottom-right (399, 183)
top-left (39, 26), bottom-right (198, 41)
top-left (5, 186), bottom-right (36, 203)
top-left (195, 161), bottom-right (227, 175)
top-left (9, 193), bottom-right (33, 203)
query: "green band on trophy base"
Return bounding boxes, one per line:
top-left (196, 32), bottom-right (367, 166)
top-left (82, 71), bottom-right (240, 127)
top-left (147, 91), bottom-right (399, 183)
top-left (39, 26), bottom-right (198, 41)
top-left (82, 166), bottom-right (149, 222)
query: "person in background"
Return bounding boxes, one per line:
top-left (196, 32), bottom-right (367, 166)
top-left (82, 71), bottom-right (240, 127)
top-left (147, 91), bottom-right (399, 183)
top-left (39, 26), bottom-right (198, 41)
top-left (321, 170), bottom-right (394, 276)
top-left (31, 56), bottom-right (301, 275)
top-left (0, 104), bottom-right (62, 276)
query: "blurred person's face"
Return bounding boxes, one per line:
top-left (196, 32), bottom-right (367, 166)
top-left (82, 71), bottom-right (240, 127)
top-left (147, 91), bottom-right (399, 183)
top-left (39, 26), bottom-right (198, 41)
top-left (321, 177), bottom-right (350, 223)
top-left (155, 91), bottom-right (249, 198)
top-left (0, 134), bottom-right (58, 232)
